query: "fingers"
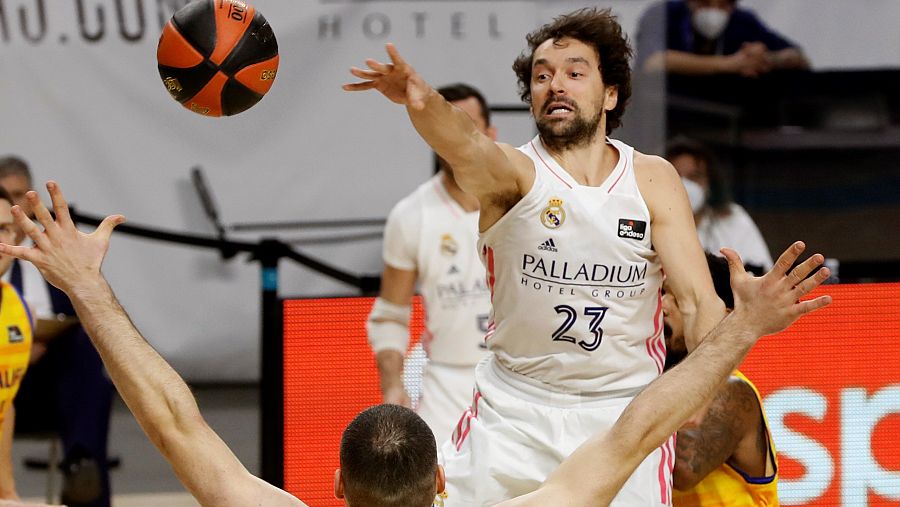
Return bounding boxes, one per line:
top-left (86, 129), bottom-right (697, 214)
top-left (720, 247), bottom-right (747, 279)
top-left (787, 253), bottom-right (824, 286)
top-left (0, 242), bottom-right (38, 264)
top-left (385, 42), bottom-right (406, 67)
top-left (792, 265), bottom-right (829, 298)
top-left (47, 181), bottom-right (73, 227)
top-left (28, 191), bottom-right (56, 232)
top-left (771, 241), bottom-right (805, 278)
top-left (94, 214), bottom-right (126, 241)
top-left (11, 206), bottom-right (51, 251)
top-left (342, 81), bottom-right (377, 92)
top-left (350, 66), bottom-right (382, 80)
top-left (794, 294), bottom-right (832, 316)
top-left (365, 58), bottom-right (392, 74)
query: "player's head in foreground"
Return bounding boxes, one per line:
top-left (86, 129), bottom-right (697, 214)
top-left (336, 404), bottom-right (445, 506)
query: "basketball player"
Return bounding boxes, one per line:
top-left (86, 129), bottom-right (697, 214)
top-left (664, 254), bottom-right (778, 505)
top-left (344, 8), bottom-right (727, 504)
top-left (0, 182), bottom-right (830, 507)
top-left (368, 83), bottom-right (494, 443)
top-left (0, 187), bottom-right (31, 502)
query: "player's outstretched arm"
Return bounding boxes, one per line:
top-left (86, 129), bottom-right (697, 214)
top-left (636, 155), bottom-right (726, 352)
top-left (344, 44), bottom-right (531, 215)
top-left (497, 242), bottom-right (831, 507)
top-left (0, 182), bottom-right (306, 507)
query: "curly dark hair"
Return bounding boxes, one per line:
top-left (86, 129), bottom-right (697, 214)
top-left (512, 8), bottom-right (633, 135)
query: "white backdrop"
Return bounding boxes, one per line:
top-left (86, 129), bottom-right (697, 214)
top-left (1, 0), bottom-right (897, 381)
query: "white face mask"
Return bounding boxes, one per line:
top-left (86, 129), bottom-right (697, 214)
top-left (682, 177), bottom-right (708, 214)
top-left (692, 8), bottom-right (730, 40)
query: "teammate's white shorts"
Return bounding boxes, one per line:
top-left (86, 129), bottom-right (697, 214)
top-left (440, 356), bottom-right (675, 506)
top-left (417, 360), bottom-right (478, 445)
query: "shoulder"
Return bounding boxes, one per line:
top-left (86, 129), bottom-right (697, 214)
top-left (633, 151), bottom-right (677, 177)
top-left (729, 6), bottom-right (768, 29)
top-left (716, 375), bottom-right (762, 422)
top-left (500, 141), bottom-right (535, 168)
top-left (387, 179), bottom-right (434, 221)
top-left (632, 152), bottom-right (682, 193)
top-left (666, 0), bottom-right (689, 17)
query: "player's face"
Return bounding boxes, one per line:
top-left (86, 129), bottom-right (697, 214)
top-left (662, 290), bottom-right (688, 370)
top-left (0, 199), bottom-right (17, 276)
top-left (530, 37), bottom-right (617, 149)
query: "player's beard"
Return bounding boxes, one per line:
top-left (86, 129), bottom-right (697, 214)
top-left (536, 96), bottom-right (603, 152)
top-left (662, 322), bottom-right (688, 371)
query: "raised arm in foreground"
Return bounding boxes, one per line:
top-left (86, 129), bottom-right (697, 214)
top-left (499, 242), bottom-right (831, 507)
top-left (0, 183), bottom-right (306, 507)
top-left (344, 43), bottom-right (533, 228)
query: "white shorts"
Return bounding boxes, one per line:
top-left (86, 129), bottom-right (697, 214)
top-left (440, 356), bottom-right (675, 506)
top-left (417, 360), bottom-right (478, 445)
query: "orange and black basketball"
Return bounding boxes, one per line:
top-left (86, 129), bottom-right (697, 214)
top-left (157, 0), bottom-right (279, 117)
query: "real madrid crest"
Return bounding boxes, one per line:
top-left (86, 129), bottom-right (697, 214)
top-left (540, 198), bottom-right (566, 229)
top-left (440, 234), bottom-right (459, 256)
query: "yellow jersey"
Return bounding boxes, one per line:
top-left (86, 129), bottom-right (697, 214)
top-left (0, 281), bottom-right (33, 423)
top-left (672, 371), bottom-right (778, 506)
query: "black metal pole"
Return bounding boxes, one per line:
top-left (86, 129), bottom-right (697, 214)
top-left (258, 239), bottom-right (284, 487)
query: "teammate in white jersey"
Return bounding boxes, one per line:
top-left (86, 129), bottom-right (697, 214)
top-left (345, 7), bottom-right (727, 505)
top-left (368, 83), bottom-right (495, 444)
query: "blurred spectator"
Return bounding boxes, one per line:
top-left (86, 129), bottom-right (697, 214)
top-left (0, 156), bottom-right (113, 507)
top-left (666, 138), bottom-right (773, 271)
top-left (637, 0), bottom-right (809, 77)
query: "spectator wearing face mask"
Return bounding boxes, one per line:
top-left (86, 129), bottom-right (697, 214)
top-left (637, 0), bottom-right (809, 77)
top-left (666, 138), bottom-right (773, 271)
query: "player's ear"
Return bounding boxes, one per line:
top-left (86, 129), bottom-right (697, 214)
top-left (435, 464), bottom-right (446, 494)
top-left (604, 84), bottom-right (619, 112)
top-left (334, 468), bottom-right (345, 499)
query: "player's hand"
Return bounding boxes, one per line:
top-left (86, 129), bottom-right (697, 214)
top-left (382, 385), bottom-right (412, 408)
top-left (343, 43), bottom-right (432, 110)
top-left (723, 241), bottom-right (831, 337)
top-left (0, 181), bottom-right (124, 295)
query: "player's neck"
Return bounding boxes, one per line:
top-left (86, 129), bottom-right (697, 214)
top-left (546, 137), bottom-right (620, 187)
top-left (441, 170), bottom-right (479, 212)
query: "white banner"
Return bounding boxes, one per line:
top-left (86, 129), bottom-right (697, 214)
top-left (1, 0), bottom-right (894, 381)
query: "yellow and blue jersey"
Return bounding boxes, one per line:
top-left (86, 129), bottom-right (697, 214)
top-left (673, 371), bottom-right (779, 506)
top-left (0, 281), bottom-right (32, 422)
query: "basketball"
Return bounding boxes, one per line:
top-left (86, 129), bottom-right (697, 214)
top-left (157, 0), bottom-right (279, 117)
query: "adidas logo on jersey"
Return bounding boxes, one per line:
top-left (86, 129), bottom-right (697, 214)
top-left (447, 265), bottom-right (460, 275)
top-left (538, 238), bottom-right (558, 252)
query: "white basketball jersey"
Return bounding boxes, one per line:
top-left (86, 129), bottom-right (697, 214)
top-left (383, 174), bottom-right (492, 366)
top-left (478, 136), bottom-right (665, 394)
